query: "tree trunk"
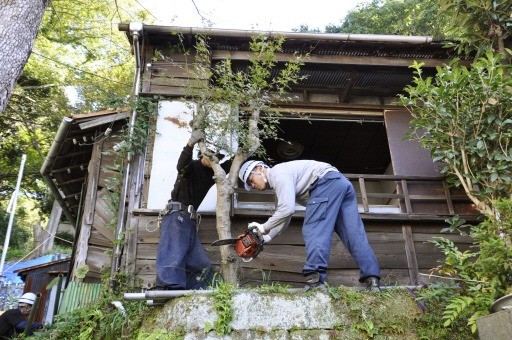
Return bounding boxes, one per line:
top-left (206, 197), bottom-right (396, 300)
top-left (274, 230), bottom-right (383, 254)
top-left (0, 0), bottom-right (49, 115)
top-left (214, 172), bottom-right (239, 284)
top-left (31, 222), bottom-right (43, 258)
top-left (41, 200), bottom-right (62, 254)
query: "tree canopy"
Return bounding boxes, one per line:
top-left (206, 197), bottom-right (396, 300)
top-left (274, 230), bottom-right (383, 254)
top-left (0, 0), bottom-right (150, 256)
top-left (316, 0), bottom-right (449, 39)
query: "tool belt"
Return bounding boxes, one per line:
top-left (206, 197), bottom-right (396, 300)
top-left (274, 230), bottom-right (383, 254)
top-left (166, 201), bottom-right (198, 220)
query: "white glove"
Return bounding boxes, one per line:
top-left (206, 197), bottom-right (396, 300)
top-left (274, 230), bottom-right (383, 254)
top-left (189, 130), bottom-right (204, 145)
top-left (248, 222), bottom-right (266, 235)
top-left (262, 235), bottom-right (272, 244)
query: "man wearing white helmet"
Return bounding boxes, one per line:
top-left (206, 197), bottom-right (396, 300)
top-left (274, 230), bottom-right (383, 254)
top-left (0, 292), bottom-right (43, 338)
top-left (239, 159), bottom-right (381, 291)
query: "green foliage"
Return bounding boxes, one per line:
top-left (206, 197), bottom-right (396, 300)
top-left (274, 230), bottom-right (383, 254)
top-left (211, 282), bottom-right (235, 335)
top-left (0, 205), bottom-right (31, 261)
top-left (32, 277), bottom-right (146, 339)
top-left (328, 287), bottom-right (419, 338)
top-left (439, 0), bottom-right (512, 58)
top-left (0, 1), bottom-right (151, 256)
top-left (420, 199), bottom-right (512, 333)
top-left (54, 230), bottom-right (74, 248)
top-left (129, 96), bottom-right (161, 157)
top-left (400, 51), bottom-right (512, 214)
top-left (190, 34), bottom-right (305, 158)
top-left (325, 0), bottom-right (448, 39)
top-left (257, 282), bottom-right (292, 294)
top-left (415, 283), bottom-right (476, 339)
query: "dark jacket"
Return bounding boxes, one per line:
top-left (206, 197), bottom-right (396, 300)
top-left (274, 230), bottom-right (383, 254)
top-left (0, 308), bottom-right (25, 338)
top-left (0, 307), bottom-right (42, 338)
top-left (171, 145), bottom-right (231, 209)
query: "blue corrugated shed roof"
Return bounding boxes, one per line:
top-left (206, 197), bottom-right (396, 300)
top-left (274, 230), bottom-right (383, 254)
top-left (1, 254), bottom-right (55, 284)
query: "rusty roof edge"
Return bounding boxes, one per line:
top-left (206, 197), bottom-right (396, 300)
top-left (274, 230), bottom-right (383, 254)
top-left (40, 117), bottom-right (74, 176)
top-left (14, 257), bottom-right (71, 275)
top-left (118, 23), bottom-right (434, 44)
top-left (40, 117), bottom-right (77, 226)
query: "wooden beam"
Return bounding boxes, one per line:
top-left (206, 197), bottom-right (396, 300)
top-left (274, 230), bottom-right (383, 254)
top-left (59, 177), bottom-right (86, 186)
top-left (402, 224), bottom-right (419, 285)
top-left (401, 180), bottom-right (413, 213)
top-left (358, 177), bottom-right (369, 213)
top-left (339, 71), bottom-right (358, 103)
top-left (78, 111), bottom-right (130, 130)
top-left (71, 142), bottom-right (102, 281)
top-left (51, 163), bottom-right (88, 174)
top-left (211, 50), bottom-right (471, 68)
top-left (443, 181), bottom-right (455, 214)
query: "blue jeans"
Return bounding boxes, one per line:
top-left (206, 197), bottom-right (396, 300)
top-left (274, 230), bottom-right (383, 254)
top-left (156, 211), bottom-right (213, 289)
top-left (302, 171), bottom-right (380, 283)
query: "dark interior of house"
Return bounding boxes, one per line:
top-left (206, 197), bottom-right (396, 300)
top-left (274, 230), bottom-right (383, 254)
top-left (261, 117), bottom-right (391, 174)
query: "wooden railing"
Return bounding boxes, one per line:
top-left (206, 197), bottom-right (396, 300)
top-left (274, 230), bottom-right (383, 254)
top-left (343, 174), bottom-right (471, 214)
top-left (232, 174), bottom-right (481, 221)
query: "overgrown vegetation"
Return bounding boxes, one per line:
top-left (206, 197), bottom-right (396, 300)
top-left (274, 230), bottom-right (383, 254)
top-left (415, 198), bottom-right (512, 333)
top-left (400, 52), bottom-right (512, 215)
top-left (398, 1), bottom-right (512, 334)
top-left (210, 282), bottom-right (235, 335)
top-left (32, 280), bottom-right (472, 339)
top-left (30, 277), bottom-right (147, 339)
top-left (0, 0), bottom-right (151, 265)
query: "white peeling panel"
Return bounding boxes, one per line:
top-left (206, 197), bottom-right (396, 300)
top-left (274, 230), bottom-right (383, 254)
top-left (146, 101), bottom-right (194, 209)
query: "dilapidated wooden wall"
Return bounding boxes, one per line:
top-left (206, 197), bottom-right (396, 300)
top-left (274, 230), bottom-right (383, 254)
top-left (131, 210), bottom-right (473, 289)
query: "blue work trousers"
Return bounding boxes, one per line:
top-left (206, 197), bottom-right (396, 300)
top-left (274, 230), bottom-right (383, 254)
top-left (302, 171), bottom-right (381, 283)
top-left (156, 211), bottom-right (213, 289)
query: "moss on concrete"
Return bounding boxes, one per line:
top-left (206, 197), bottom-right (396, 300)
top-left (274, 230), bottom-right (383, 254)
top-left (137, 287), bottom-right (430, 339)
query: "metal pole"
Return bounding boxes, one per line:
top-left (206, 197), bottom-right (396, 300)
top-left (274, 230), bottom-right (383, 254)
top-left (110, 22), bottom-right (143, 279)
top-left (0, 154), bottom-right (27, 278)
top-left (52, 274), bottom-right (64, 320)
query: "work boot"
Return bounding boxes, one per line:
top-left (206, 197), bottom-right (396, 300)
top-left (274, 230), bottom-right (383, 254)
top-left (304, 272), bottom-right (327, 292)
top-left (364, 276), bottom-right (381, 292)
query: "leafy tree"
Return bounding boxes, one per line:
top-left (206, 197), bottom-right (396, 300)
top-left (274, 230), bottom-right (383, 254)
top-left (0, 204), bottom-right (31, 261)
top-left (400, 53), bottom-right (512, 216)
top-left (439, 0), bottom-right (512, 60)
top-left (325, 0), bottom-right (448, 39)
top-left (0, 1), bottom-right (149, 256)
top-left (400, 0), bottom-right (512, 334)
top-left (187, 35), bottom-right (304, 283)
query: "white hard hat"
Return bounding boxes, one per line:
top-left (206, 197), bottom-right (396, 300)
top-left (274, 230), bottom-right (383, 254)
top-left (18, 292), bottom-right (36, 306)
top-left (239, 160), bottom-right (267, 191)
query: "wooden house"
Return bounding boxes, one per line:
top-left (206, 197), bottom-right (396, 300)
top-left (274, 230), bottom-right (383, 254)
top-left (42, 24), bottom-right (480, 289)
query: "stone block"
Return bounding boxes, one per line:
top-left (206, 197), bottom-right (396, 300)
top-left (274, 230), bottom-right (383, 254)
top-left (477, 309), bottom-right (512, 340)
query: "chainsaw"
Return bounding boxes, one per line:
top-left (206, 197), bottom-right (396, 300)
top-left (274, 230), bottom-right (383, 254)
top-left (211, 226), bottom-right (264, 262)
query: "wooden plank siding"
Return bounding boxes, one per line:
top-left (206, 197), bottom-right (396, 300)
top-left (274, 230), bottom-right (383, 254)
top-left (143, 48), bottom-right (209, 96)
top-left (130, 212), bottom-right (473, 289)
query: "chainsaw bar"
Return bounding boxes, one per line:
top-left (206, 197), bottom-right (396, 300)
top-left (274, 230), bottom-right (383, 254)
top-left (211, 238), bottom-right (239, 246)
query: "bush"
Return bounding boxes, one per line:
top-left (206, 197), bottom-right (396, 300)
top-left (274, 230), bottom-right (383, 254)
top-left (419, 198), bottom-right (512, 333)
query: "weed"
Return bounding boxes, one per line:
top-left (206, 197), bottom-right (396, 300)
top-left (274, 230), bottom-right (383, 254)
top-left (258, 282), bottom-right (292, 294)
top-left (211, 281), bottom-right (234, 335)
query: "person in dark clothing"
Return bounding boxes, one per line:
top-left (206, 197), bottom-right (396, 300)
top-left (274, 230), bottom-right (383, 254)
top-left (155, 129), bottom-right (230, 290)
top-left (0, 292), bottom-right (43, 338)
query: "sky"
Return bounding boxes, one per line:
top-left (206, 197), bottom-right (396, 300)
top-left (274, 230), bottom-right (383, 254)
top-left (138, 0), bottom-right (370, 32)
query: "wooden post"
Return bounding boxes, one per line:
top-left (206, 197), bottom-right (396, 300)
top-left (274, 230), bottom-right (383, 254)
top-left (401, 179), bottom-right (412, 213)
top-left (71, 142), bottom-right (102, 280)
top-left (401, 224), bottom-right (419, 285)
top-left (123, 154), bottom-right (145, 286)
top-left (358, 176), bottom-right (369, 213)
top-left (443, 180), bottom-right (455, 214)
